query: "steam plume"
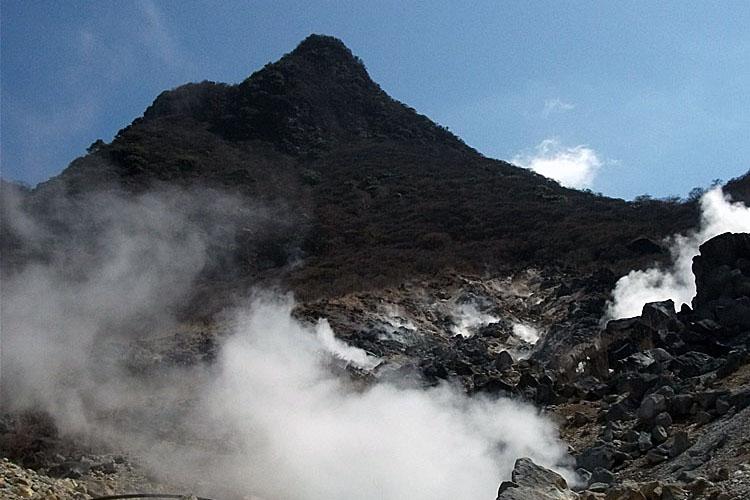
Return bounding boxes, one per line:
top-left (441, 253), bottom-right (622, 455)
top-left (451, 302), bottom-right (499, 337)
top-left (1, 186), bottom-right (574, 499)
top-left (605, 187), bottom-right (750, 320)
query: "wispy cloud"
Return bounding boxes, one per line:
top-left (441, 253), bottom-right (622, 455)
top-left (542, 98), bottom-right (574, 117)
top-left (513, 138), bottom-right (602, 189)
top-left (75, 1), bottom-right (189, 80)
top-left (137, 0), bottom-right (182, 67)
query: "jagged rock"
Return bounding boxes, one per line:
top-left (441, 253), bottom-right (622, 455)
top-left (695, 411), bottom-right (713, 425)
top-left (47, 460), bottom-right (90, 479)
top-left (646, 449), bottom-right (668, 465)
top-left (715, 297), bottom-right (750, 329)
top-left (641, 300), bottom-right (682, 332)
top-left (638, 394), bottom-right (668, 422)
top-left (623, 430), bottom-right (640, 443)
top-left (588, 482), bottom-right (609, 493)
top-left (714, 396), bottom-right (731, 415)
top-left (590, 467), bottom-right (615, 485)
top-left (478, 322), bottom-right (510, 339)
top-left (708, 467), bottom-right (730, 482)
top-left (693, 232), bottom-right (750, 309)
top-left (580, 492), bottom-right (605, 500)
top-left (653, 412), bottom-right (672, 429)
top-left (474, 374), bottom-right (516, 394)
top-left (716, 349), bottom-right (747, 377)
top-left (656, 330), bottom-right (687, 355)
top-left (577, 445), bottom-right (618, 472)
top-left (495, 350), bottom-right (514, 371)
top-left (648, 348), bottom-right (673, 363)
top-left (618, 352), bottom-right (657, 371)
top-left (682, 477), bottom-right (713, 496)
top-left (731, 387), bottom-right (750, 411)
top-left (617, 439), bottom-right (639, 455)
top-left (654, 385), bottom-right (676, 398)
top-left (602, 427), bottom-right (615, 443)
top-left (569, 412), bottom-right (592, 428)
top-left (668, 394), bottom-right (694, 417)
top-left (669, 431), bottom-right (690, 458)
top-left (577, 468), bottom-right (593, 485)
top-left (617, 373), bottom-right (659, 403)
top-left (671, 352), bottom-right (719, 378)
top-left (651, 425), bottom-right (668, 444)
top-left (536, 373), bottom-right (558, 404)
top-left (695, 391), bottom-right (729, 411)
top-left (496, 457), bottom-right (578, 500)
top-left (638, 432), bottom-right (653, 452)
top-left (606, 398), bottom-right (634, 423)
top-left (603, 480), bottom-right (688, 500)
top-left (691, 318), bottom-right (723, 334)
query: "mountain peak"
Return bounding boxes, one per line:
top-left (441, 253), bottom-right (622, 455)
top-left (288, 34), bottom-right (356, 61)
top-left (122, 34), bottom-right (471, 161)
top-left (271, 33), bottom-right (371, 84)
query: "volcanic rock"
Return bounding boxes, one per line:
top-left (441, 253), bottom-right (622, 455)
top-left (496, 457), bottom-right (578, 500)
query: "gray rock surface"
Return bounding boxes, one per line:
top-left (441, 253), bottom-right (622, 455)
top-left (496, 457), bottom-right (578, 500)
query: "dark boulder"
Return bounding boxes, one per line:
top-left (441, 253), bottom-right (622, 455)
top-left (576, 444), bottom-right (618, 471)
top-left (641, 300), bottom-right (682, 331)
top-left (671, 351), bottom-right (721, 378)
top-left (638, 393), bottom-right (668, 422)
top-left (693, 232), bottom-right (750, 309)
top-left (495, 350), bottom-right (514, 371)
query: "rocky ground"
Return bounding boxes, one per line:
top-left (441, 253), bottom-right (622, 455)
top-left (0, 458), bottom-right (89, 499)
top-left (0, 412), bottom-right (200, 499)
top-left (1, 233), bottom-right (748, 499)
top-left (497, 232), bottom-right (750, 499)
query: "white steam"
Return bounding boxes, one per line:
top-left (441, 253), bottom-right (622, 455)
top-left (451, 303), bottom-right (499, 337)
top-left (1, 189), bottom-right (215, 425)
top-left (513, 138), bottom-right (602, 189)
top-left (315, 318), bottom-right (380, 370)
top-left (191, 297), bottom-right (573, 500)
top-left (2, 187), bottom-right (574, 499)
top-left (381, 304), bottom-right (418, 332)
top-left (512, 322), bottom-right (540, 345)
top-left (605, 188), bottom-right (750, 320)
top-left (378, 304), bottom-right (419, 344)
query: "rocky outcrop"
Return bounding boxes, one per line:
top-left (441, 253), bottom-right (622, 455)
top-left (555, 232), bottom-right (750, 498)
top-left (496, 458), bottom-right (578, 500)
top-left (692, 232), bottom-right (750, 330)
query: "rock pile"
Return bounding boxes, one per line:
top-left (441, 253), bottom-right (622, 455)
top-left (0, 457), bottom-right (90, 499)
top-left (563, 232), bottom-right (749, 498)
top-left (495, 232), bottom-right (750, 499)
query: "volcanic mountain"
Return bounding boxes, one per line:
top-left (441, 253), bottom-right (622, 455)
top-left (4, 34), bottom-right (715, 303)
top-left (3, 34), bottom-right (750, 500)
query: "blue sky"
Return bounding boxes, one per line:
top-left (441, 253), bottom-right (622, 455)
top-left (1, 1), bottom-right (748, 199)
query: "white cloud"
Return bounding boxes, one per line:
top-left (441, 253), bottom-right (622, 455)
top-left (542, 98), bottom-right (575, 117)
top-left (513, 139), bottom-right (602, 189)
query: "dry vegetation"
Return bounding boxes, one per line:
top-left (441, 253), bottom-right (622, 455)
top-left (6, 35), bottom-right (747, 304)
